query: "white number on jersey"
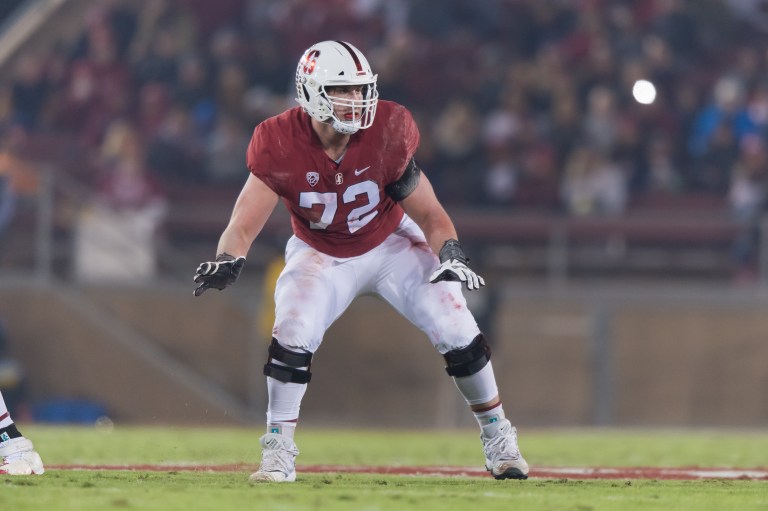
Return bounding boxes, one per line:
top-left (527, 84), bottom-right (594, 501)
top-left (299, 180), bottom-right (380, 233)
top-left (299, 191), bottom-right (337, 229)
top-left (343, 181), bottom-right (379, 233)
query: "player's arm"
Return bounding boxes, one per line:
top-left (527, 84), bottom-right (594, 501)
top-left (397, 167), bottom-right (456, 255)
top-left (217, 173), bottom-right (279, 257)
top-left (394, 159), bottom-right (485, 291)
top-left (193, 174), bottom-right (279, 296)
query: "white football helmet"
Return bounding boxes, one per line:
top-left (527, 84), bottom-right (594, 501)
top-left (295, 40), bottom-right (379, 135)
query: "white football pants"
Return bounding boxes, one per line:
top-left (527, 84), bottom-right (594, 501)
top-left (272, 215), bottom-right (481, 354)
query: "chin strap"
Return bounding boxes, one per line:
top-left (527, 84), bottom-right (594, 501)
top-left (330, 118), bottom-right (361, 135)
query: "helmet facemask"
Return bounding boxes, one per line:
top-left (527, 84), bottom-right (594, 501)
top-left (321, 82), bottom-right (378, 134)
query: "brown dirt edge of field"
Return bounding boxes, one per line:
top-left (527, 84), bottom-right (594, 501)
top-left (48, 465), bottom-right (768, 481)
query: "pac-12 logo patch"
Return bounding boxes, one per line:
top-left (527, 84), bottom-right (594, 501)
top-left (306, 171), bottom-right (319, 187)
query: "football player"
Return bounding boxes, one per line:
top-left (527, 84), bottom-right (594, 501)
top-left (0, 390), bottom-right (44, 475)
top-left (194, 40), bottom-right (528, 482)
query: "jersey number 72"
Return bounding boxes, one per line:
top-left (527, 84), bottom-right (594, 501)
top-left (299, 180), bottom-right (380, 233)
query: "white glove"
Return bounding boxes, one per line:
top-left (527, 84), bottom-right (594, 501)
top-left (429, 239), bottom-right (485, 291)
top-left (430, 259), bottom-right (485, 290)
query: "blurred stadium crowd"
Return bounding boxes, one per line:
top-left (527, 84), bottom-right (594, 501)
top-left (2, 0), bottom-right (768, 272)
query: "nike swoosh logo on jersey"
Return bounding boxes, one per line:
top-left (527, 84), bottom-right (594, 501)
top-left (354, 166), bottom-right (371, 176)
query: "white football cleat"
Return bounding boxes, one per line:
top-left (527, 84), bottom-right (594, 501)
top-left (0, 437), bottom-right (45, 475)
top-left (482, 419), bottom-right (529, 480)
top-left (248, 433), bottom-right (298, 483)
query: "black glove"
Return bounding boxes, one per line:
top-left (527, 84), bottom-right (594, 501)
top-left (193, 253), bottom-right (246, 296)
top-left (429, 239), bottom-right (485, 291)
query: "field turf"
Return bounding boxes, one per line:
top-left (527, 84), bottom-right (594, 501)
top-left (1, 425), bottom-right (766, 511)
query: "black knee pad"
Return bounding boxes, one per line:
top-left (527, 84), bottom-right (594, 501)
top-left (443, 334), bottom-right (491, 377)
top-left (263, 338), bottom-right (313, 384)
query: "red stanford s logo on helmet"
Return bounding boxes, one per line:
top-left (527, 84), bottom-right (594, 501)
top-left (302, 50), bottom-right (320, 75)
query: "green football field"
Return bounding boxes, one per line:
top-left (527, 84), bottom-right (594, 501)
top-left (1, 425), bottom-right (766, 511)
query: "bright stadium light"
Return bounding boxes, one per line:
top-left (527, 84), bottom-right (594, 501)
top-left (632, 79), bottom-right (657, 105)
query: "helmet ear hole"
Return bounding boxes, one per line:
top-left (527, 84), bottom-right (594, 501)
top-left (302, 85), bottom-right (310, 102)
top-left (316, 94), bottom-right (332, 117)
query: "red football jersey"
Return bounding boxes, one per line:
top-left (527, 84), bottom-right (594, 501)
top-left (247, 100), bottom-right (420, 257)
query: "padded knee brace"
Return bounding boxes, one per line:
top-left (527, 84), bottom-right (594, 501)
top-left (263, 338), bottom-right (313, 384)
top-left (443, 334), bottom-right (491, 377)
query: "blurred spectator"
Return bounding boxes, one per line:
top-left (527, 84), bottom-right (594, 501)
top-left (214, 61), bottom-right (250, 122)
top-left (0, 128), bottom-right (39, 245)
top-left (133, 30), bottom-right (181, 86)
top-left (75, 120), bottom-right (167, 282)
top-left (519, 142), bottom-right (559, 209)
top-left (129, 0), bottom-right (197, 63)
top-left (649, 0), bottom-right (700, 58)
top-left (242, 85), bottom-right (290, 125)
top-left (136, 82), bottom-right (172, 139)
top-left (95, 120), bottom-right (166, 212)
top-left (432, 99), bottom-right (481, 163)
top-left (205, 113), bottom-right (250, 186)
top-left (146, 102), bottom-right (207, 183)
top-left (581, 85), bottom-right (619, 155)
top-left (612, 115), bottom-right (647, 194)
top-left (172, 53), bottom-right (216, 132)
top-left (561, 145), bottom-right (628, 217)
top-left (431, 98), bottom-right (484, 203)
top-left (482, 145), bottom-right (519, 207)
top-left (688, 76), bottom-right (756, 162)
top-left (692, 119), bottom-right (740, 193)
top-left (644, 135), bottom-right (683, 193)
top-left (93, 119), bottom-right (167, 216)
top-left (8, 54), bottom-right (49, 131)
top-left (725, 0), bottom-right (768, 33)
top-left (745, 82), bottom-right (768, 139)
top-left (547, 91), bottom-right (581, 170)
top-left (728, 135), bottom-right (768, 282)
top-left (0, 171), bottom-right (14, 244)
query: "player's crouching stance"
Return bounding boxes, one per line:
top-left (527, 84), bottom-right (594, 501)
top-left (0, 392), bottom-right (44, 475)
top-left (193, 40), bottom-right (528, 482)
